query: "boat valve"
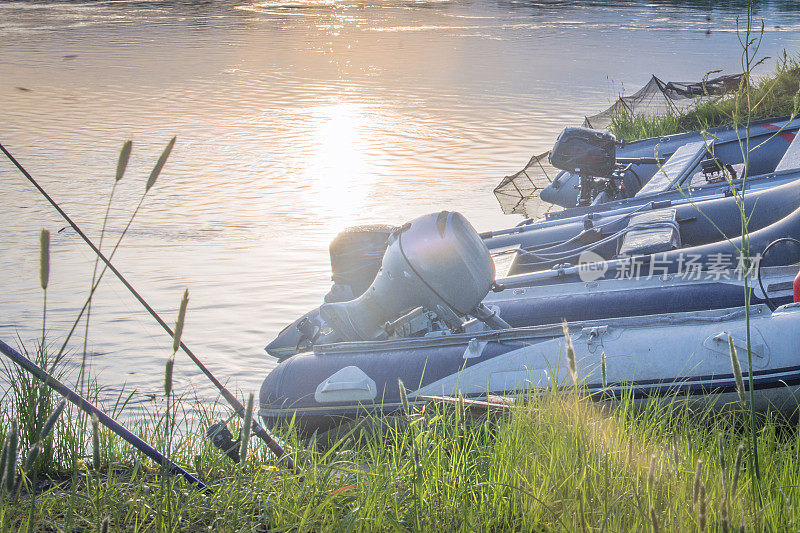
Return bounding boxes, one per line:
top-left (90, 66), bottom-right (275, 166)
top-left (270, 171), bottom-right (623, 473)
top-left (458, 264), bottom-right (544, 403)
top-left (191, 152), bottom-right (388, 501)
top-left (206, 421), bottom-right (240, 463)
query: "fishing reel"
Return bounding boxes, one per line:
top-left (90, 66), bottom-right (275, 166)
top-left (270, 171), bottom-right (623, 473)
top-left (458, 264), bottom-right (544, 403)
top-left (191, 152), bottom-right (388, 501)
top-left (206, 420), bottom-right (240, 462)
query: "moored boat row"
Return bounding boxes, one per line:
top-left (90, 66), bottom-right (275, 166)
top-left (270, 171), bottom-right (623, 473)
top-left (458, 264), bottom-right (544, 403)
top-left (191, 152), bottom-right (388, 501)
top-left (260, 117), bottom-right (800, 434)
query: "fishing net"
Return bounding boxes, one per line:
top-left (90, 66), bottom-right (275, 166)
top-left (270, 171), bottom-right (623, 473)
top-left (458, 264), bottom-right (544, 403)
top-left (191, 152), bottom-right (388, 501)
top-left (493, 151), bottom-right (562, 218)
top-left (495, 73), bottom-right (743, 218)
top-left (583, 73), bottom-right (743, 130)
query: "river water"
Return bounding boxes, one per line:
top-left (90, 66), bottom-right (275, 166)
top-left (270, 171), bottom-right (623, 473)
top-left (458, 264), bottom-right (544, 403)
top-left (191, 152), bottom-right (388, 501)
top-left (1, 0), bottom-right (799, 413)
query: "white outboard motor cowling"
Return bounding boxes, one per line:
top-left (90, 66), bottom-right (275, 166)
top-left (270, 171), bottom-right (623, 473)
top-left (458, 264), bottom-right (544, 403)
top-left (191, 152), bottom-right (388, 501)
top-left (319, 211), bottom-right (495, 341)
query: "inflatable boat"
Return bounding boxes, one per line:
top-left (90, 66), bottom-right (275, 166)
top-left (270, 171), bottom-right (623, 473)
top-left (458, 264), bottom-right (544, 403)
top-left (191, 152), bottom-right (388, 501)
top-left (309, 125), bottom-right (800, 309)
top-left (260, 303), bottom-right (800, 435)
top-left (524, 115), bottom-right (800, 213)
top-left (266, 265), bottom-right (799, 359)
top-left (266, 175), bottom-right (800, 357)
top-left (500, 162), bottom-right (800, 275)
top-left (260, 211), bottom-right (800, 434)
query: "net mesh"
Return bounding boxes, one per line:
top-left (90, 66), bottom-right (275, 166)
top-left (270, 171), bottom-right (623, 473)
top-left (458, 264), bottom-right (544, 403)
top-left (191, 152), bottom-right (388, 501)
top-left (583, 73), bottom-right (743, 130)
top-left (495, 73), bottom-right (743, 217)
top-left (493, 151), bottom-right (563, 218)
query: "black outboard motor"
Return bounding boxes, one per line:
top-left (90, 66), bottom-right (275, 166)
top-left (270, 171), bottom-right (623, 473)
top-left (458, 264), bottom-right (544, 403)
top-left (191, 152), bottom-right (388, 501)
top-left (550, 127), bottom-right (617, 206)
top-left (325, 224), bottom-right (396, 303)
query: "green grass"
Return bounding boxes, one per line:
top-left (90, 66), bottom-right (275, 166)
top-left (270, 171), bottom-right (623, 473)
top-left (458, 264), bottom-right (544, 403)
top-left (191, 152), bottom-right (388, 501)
top-left (2, 376), bottom-right (800, 531)
top-left (610, 52), bottom-right (800, 142)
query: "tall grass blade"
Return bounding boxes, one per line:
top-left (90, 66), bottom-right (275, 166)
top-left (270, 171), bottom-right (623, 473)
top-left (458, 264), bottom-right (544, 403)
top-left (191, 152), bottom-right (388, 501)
top-left (626, 435), bottom-right (633, 467)
top-left (728, 335), bottom-right (746, 405)
top-left (718, 433), bottom-right (728, 493)
top-left (577, 488), bottom-right (588, 533)
top-left (672, 434), bottom-right (680, 468)
top-left (240, 392), bottom-right (254, 467)
top-left (92, 414), bottom-right (100, 470)
top-left (648, 454), bottom-right (657, 486)
top-left (731, 443), bottom-right (744, 496)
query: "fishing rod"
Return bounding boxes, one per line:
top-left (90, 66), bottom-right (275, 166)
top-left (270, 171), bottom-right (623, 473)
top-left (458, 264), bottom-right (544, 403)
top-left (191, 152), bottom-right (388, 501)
top-left (0, 339), bottom-right (210, 492)
top-left (0, 141), bottom-right (295, 472)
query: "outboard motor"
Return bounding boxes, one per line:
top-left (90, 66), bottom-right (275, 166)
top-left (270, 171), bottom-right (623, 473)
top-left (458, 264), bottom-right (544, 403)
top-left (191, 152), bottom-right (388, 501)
top-left (325, 224), bottom-right (396, 303)
top-left (320, 211), bottom-right (502, 342)
top-left (550, 127), bottom-right (617, 206)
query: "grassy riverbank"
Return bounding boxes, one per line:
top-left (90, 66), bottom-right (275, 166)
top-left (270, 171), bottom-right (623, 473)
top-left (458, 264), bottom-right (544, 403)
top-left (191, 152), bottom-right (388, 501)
top-left (2, 362), bottom-right (800, 531)
top-left (610, 53), bottom-right (800, 142)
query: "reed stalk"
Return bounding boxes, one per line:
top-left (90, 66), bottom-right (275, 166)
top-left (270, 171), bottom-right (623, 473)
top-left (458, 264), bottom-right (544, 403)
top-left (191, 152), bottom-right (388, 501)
top-left (83, 141), bottom-right (131, 375)
top-left (39, 230), bottom-right (49, 343)
top-left (240, 393), bottom-right (254, 468)
top-left (61, 138), bottom-right (177, 378)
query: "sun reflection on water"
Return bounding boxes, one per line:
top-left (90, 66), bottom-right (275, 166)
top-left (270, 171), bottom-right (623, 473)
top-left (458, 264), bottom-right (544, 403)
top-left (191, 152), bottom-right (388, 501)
top-left (309, 102), bottom-right (372, 233)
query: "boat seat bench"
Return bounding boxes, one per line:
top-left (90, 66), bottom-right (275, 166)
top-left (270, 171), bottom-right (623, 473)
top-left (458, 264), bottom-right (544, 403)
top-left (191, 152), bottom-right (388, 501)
top-left (618, 208), bottom-right (681, 256)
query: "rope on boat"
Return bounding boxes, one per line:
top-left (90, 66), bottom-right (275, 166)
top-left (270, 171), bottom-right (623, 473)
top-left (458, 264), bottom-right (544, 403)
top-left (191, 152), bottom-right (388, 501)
top-left (504, 219), bottom-right (681, 264)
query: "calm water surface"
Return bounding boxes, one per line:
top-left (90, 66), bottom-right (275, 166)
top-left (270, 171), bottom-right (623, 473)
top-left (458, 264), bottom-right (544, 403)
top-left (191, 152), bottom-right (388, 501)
top-left (2, 0), bottom-right (800, 414)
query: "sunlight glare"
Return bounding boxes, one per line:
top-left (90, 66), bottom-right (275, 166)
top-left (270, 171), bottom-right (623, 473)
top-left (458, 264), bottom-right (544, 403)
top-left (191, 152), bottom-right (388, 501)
top-left (311, 102), bottom-right (371, 233)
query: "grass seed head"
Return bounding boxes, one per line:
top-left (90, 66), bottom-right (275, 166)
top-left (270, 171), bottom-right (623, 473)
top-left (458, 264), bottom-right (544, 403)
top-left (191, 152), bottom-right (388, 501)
top-left (172, 289), bottom-right (189, 354)
top-left (601, 350), bottom-right (607, 389)
top-left (146, 136), bottom-right (176, 192)
top-left (693, 459), bottom-right (703, 503)
top-left (650, 506), bottom-right (660, 533)
top-left (398, 378), bottom-right (410, 415)
top-left (23, 443), bottom-right (40, 473)
top-left (40, 400), bottom-right (66, 441)
top-left (699, 482), bottom-right (707, 531)
top-left (3, 422), bottom-right (17, 494)
top-left (116, 140), bottom-right (132, 182)
top-left (562, 320), bottom-right (577, 386)
top-left (39, 229), bottom-right (50, 290)
top-left (164, 355), bottom-right (174, 397)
